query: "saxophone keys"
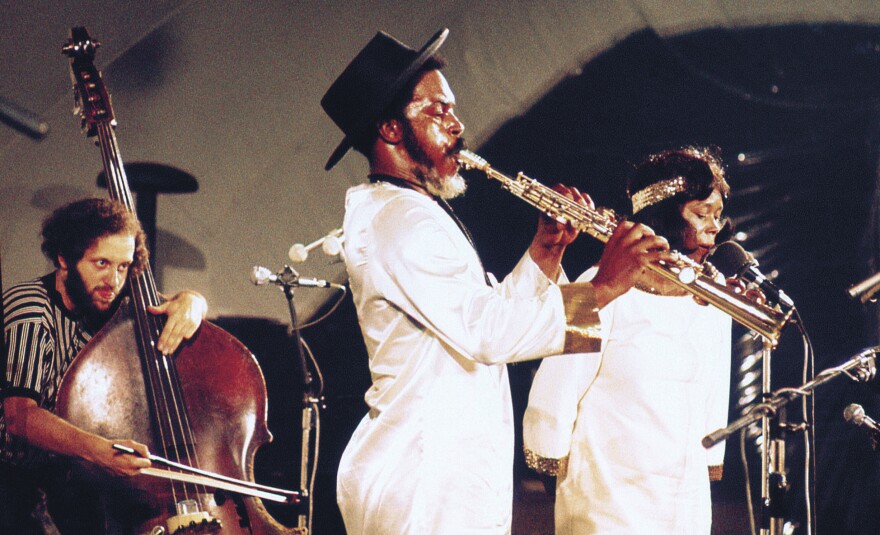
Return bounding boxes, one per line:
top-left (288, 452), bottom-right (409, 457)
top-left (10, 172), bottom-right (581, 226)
top-left (677, 266), bottom-right (697, 284)
top-left (725, 278), bottom-right (747, 294)
top-left (744, 288), bottom-right (767, 306)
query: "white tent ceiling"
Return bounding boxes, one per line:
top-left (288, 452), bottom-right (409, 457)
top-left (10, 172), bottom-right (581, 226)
top-left (2, 0), bottom-right (879, 322)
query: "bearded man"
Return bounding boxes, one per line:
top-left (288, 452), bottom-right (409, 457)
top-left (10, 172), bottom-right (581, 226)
top-left (1, 197), bottom-right (207, 534)
top-left (321, 28), bottom-right (672, 535)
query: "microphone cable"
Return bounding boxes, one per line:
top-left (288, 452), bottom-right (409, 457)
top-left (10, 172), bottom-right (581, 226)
top-left (794, 308), bottom-right (817, 535)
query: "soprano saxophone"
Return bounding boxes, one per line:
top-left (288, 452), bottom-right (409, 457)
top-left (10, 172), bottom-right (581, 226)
top-left (457, 149), bottom-right (792, 345)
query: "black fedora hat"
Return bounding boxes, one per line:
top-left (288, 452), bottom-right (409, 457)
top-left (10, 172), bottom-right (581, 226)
top-left (321, 28), bottom-right (449, 171)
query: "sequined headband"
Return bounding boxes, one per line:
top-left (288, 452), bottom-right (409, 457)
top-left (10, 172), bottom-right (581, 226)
top-left (630, 177), bottom-right (686, 214)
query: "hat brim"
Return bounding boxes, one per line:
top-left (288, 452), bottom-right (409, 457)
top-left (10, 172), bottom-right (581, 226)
top-left (325, 27), bottom-right (449, 171)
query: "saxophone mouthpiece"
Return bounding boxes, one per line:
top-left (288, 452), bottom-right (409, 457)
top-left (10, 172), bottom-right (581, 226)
top-left (457, 149), bottom-right (488, 172)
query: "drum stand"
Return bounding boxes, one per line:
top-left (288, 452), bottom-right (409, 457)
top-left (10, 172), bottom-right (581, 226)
top-left (704, 344), bottom-right (879, 535)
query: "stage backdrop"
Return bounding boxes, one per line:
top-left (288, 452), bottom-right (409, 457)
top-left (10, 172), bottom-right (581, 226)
top-left (4, 2), bottom-right (880, 535)
top-left (1, 0), bottom-right (877, 322)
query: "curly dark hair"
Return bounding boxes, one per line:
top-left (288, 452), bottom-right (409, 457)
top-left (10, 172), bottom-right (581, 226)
top-left (627, 146), bottom-right (731, 250)
top-left (41, 198), bottom-right (149, 275)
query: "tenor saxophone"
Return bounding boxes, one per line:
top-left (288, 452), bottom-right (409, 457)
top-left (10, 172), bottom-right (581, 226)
top-left (457, 149), bottom-right (792, 345)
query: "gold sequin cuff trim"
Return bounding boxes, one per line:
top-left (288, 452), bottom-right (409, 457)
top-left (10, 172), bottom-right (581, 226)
top-left (709, 464), bottom-right (723, 481)
top-left (631, 176), bottom-right (686, 213)
top-left (560, 282), bottom-right (601, 354)
top-left (524, 448), bottom-right (568, 478)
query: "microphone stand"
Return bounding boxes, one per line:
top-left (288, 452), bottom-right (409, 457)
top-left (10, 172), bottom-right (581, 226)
top-left (251, 263), bottom-right (344, 534)
top-left (281, 279), bottom-right (320, 535)
top-left (759, 337), bottom-right (790, 535)
top-left (704, 346), bottom-right (879, 534)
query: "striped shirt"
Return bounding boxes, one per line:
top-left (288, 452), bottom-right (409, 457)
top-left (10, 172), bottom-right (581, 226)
top-left (1, 274), bottom-right (92, 467)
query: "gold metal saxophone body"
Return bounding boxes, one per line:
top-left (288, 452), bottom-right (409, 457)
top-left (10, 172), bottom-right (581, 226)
top-left (457, 149), bottom-right (792, 345)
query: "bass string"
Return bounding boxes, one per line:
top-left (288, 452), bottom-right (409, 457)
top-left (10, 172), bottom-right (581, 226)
top-left (97, 123), bottom-right (206, 502)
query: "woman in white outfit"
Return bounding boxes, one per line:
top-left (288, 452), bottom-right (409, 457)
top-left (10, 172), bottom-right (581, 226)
top-left (523, 147), bottom-right (733, 535)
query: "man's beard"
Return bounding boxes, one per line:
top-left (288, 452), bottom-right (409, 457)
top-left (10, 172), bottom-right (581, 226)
top-left (401, 121), bottom-right (467, 200)
top-left (64, 265), bottom-right (119, 331)
top-left (422, 169), bottom-right (466, 200)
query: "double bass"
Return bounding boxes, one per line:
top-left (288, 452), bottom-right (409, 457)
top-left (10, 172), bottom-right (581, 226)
top-left (56, 27), bottom-right (303, 535)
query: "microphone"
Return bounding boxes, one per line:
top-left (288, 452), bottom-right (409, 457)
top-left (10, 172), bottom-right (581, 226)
top-left (708, 241), bottom-right (794, 310)
top-left (289, 228), bottom-right (344, 263)
top-left (844, 403), bottom-right (880, 430)
top-left (251, 265), bottom-right (344, 290)
top-left (844, 404), bottom-right (880, 450)
top-left (847, 271), bottom-right (880, 304)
